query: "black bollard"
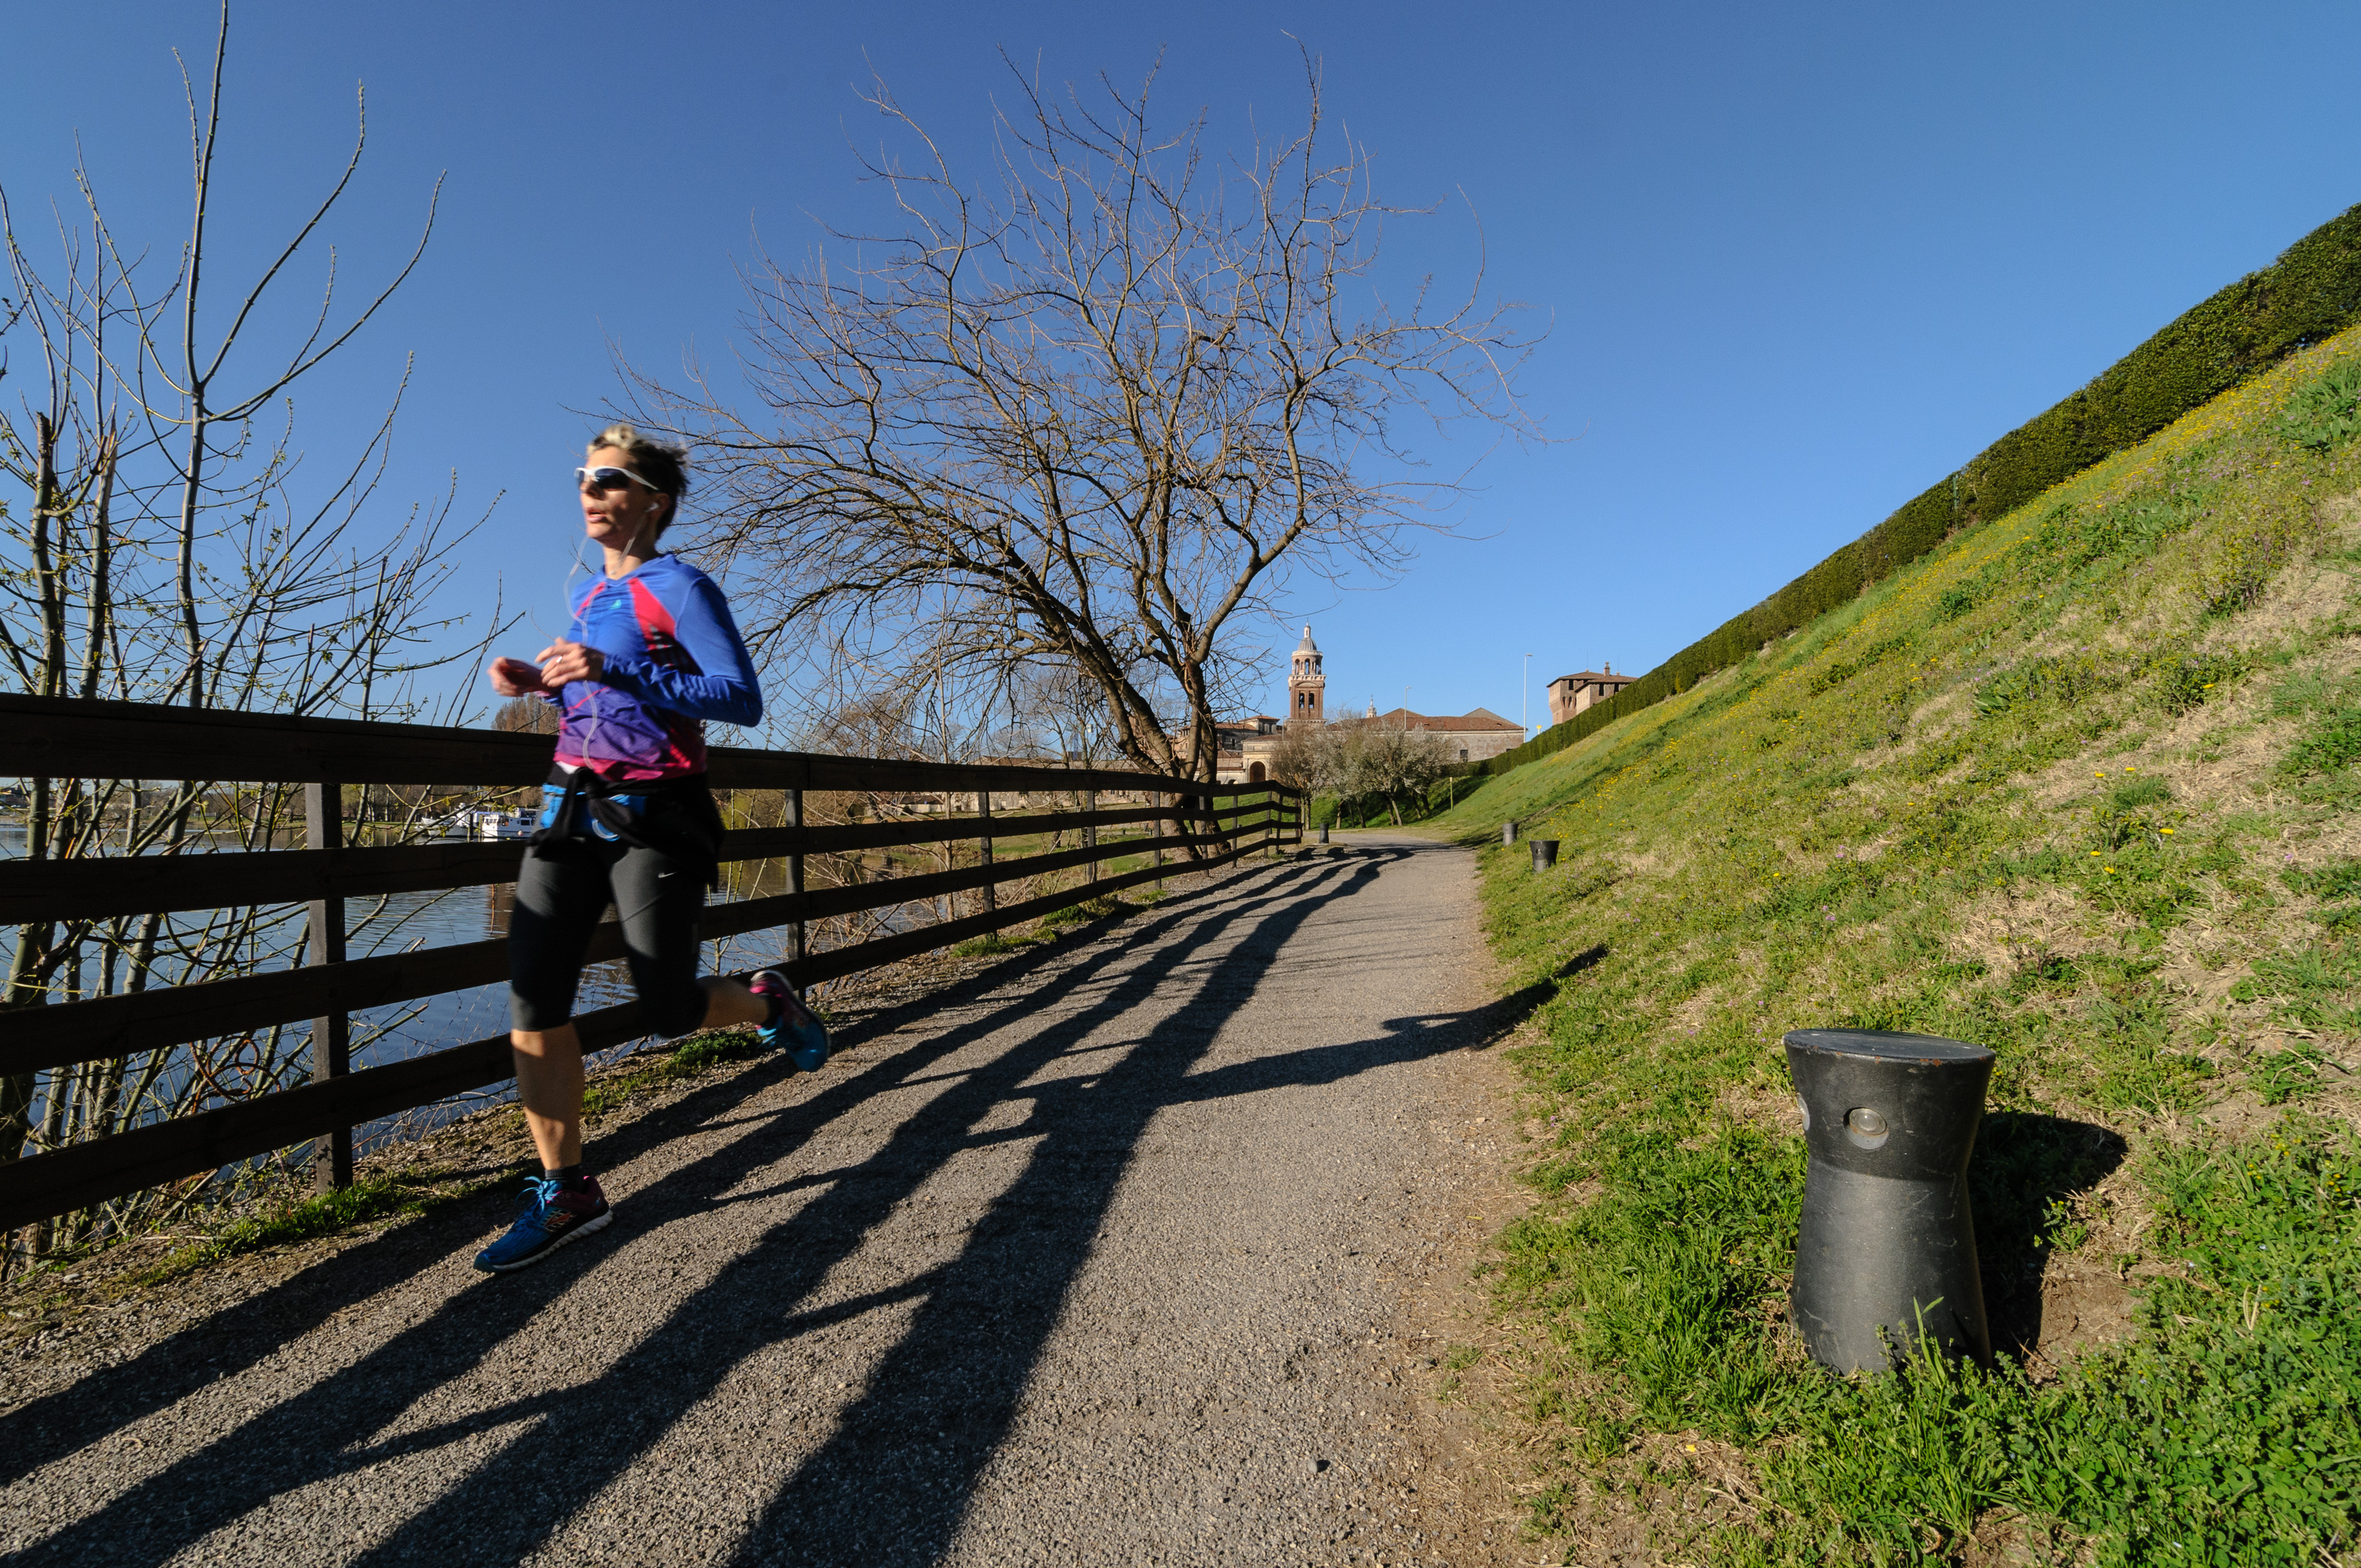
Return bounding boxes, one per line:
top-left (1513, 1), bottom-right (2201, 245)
top-left (1786, 1029), bottom-right (1996, 1374)
top-left (1502, 821), bottom-right (1517, 846)
top-left (1530, 838), bottom-right (1559, 871)
top-left (1317, 823), bottom-right (1330, 844)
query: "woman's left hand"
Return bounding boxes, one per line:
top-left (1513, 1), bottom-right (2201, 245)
top-left (535, 638), bottom-right (605, 689)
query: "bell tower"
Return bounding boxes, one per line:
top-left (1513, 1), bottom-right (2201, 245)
top-left (1287, 626), bottom-right (1325, 727)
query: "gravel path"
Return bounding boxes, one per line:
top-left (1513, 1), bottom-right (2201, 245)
top-left (2, 835), bottom-right (1535, 1567)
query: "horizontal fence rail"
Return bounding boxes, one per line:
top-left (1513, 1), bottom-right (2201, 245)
top-left (0, 695), bottom-right (1301, 1230)
top-left (1, 695), bottom-right (1192, 792)
top-left (0, 805), bottom-right (1202, 925)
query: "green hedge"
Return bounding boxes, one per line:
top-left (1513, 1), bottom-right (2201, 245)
top-left (1468, 201), bottom-right (2361, 781)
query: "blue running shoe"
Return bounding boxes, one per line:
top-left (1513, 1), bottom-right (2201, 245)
top-left (750, 969), bottom-right (831, 1073)
top-left (473, 1174), bottom-right (611, 1273)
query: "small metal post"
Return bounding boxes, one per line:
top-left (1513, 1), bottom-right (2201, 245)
top-left (977, 790), bottom-right (995, 916)
top-left (1530, 839), bottom-right (1560, 872)
top-left (785, 786), bottom-right (806, 969)
top-left (1502, 821), bottom-right (1517, 846)
top-left (305, 781), bottom-right (351, 1193)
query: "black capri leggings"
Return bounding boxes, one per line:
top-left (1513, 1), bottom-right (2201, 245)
top-left (508, 830), bottom-right (710, 1040)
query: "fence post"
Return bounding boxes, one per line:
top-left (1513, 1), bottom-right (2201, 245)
top-left (305, 780), bottom-right (351, 1194)
top-left (977, 789), bottom-right (995, 917)
top-left (1151, 790), bottom-right (1164, 888)
top-left (786, 786), bottom-right (806, 969)
top-left (1085, 788), bottom-right (1098, 884)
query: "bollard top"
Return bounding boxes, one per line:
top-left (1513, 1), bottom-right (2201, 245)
top-left (1784, 1029), bottom-right (1992, 1065)
top-left (1786, 1028), bottom-right (1994, 1182)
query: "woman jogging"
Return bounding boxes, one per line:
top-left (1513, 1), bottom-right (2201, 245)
top-left (474, 423), bottom-right (828, 1273)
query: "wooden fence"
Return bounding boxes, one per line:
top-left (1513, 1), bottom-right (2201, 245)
top-left (0, 695), bottom-right (1300, 1231)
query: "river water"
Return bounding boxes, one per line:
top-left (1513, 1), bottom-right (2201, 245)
top-left (2, 821), bottom-right (826, 1155)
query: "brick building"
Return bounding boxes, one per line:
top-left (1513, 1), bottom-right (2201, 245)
top-left (1366, 706), bottom-right (1525, 765)
top-left (1546, 664), bottom-right (1636, 727)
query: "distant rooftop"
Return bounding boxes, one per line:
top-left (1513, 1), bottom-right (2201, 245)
top-left (1371, 707), bottom-right (1523, 733)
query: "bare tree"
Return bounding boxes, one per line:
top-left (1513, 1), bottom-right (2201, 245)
top-left (1001, 660), bottom-right (1123, 766)
top-left (639, 50), bottom-right (1537, 789)
top-left (0, 6), bottom-right (496, 1268)
top-left (154, 9), bottom-right (439, 711)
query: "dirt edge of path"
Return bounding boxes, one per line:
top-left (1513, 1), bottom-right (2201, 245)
top-left (1345, 827), bottom-right (1569, 1568)
top-left (1374, 1029), bottom-right (1560, 1568)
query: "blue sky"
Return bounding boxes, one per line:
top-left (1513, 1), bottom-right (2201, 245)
top-left (9, 2), bottom-right (2361, 737)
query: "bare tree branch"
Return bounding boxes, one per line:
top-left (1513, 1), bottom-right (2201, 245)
top-left (630, 46), bottom-right (1542, 787)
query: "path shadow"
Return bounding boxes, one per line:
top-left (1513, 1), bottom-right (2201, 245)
top-left (12, 843), bottom-right (1492, 1566)
top-left (0, 857), bottom-right (1291, 1492)
top-left (1969, 1111), bottom-right (2128, 1360)
top-left (1429, 942), bottom-right (1605, 1054)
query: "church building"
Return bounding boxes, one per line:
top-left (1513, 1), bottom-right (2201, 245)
top-left (1189, 626), bottom-right (1327, 783)
top-left (1180, 627), bottom-right (1522, 783)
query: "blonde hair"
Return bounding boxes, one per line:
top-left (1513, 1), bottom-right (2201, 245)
top-left (587, 422), bottom-right (689, 532)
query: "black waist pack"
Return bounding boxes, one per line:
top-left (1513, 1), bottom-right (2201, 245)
top-left (530, 767), bottom-right (725, 888)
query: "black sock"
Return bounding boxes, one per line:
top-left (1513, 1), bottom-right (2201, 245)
top-left (546, 1163), bottom-right (586, 1190)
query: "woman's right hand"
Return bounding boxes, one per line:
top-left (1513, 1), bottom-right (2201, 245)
top-left (488, 656), bottom-right (547, 698)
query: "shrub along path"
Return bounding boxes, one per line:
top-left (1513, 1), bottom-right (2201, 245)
top-left (1, 837), bottom-right (1536, 1567)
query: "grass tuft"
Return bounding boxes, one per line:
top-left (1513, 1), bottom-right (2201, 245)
top-left (949, 930), bottom-right (1050, 957)
top-left (134, 1173), bottom-right (450, 1286)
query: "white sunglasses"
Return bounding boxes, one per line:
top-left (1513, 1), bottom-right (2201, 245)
top-left (575, 464), bottom-right (666, 495)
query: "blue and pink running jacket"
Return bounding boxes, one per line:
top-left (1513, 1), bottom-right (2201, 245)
top-left (546, 554), bottom-right (761, 781)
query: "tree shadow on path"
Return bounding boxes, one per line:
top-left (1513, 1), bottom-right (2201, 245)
top-left (0, 859), bottom-right (1263, 1490)
top-left (18, 842), bottom-right (1512, 1566)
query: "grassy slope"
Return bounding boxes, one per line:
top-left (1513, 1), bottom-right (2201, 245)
top-left (1439, 329), bottom-right (2361, 1565)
